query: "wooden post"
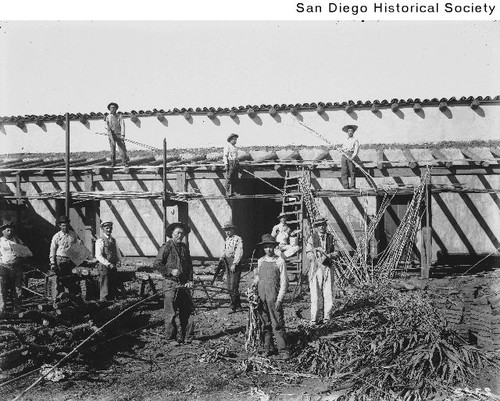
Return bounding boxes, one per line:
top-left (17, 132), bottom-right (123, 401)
top-left (83, 172), bottom-right (97, 252)
top-left (163, 138), bottom-right (167, 243)
top-left (421, 175), bottom-right (432, 279)
top-left (65, 113), bottom-right (71, 217)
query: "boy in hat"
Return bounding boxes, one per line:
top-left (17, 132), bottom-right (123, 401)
top-left (252, 234), bottom-right (290, 360)
top-left (49, 216), bottom-right (82, 295)
top-left (105, 102), bottom-right (129, 167)
top-left (305, 217), bottom-right (338, 325)
top-left (153, 222), bottom-right (195, 344)
top-left (0, 220), bottom-right (30, 314)
top-left (340, 124), bottom-right (359, 189)
top-left (271, 213), bottom-right (300, 258)
top-left (223, 133), bottom-right (240, 197)
top-left (220, 221), bottom-right (243, 313)
top-left (95, 221), bottom-right (122, 301)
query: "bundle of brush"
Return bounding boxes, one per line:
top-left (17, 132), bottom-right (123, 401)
top-left (245, 285), bottom-right (263, 352)
top-left (293, 284), bottom-right (499, 401)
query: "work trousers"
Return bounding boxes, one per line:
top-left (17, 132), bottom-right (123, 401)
top-left (340, 154), bottom-right (355, 189)
top-left (226, 265), bottom-right (242, 311)
top-left (98, 264), bottom-right (118, 301)
top-left (309, 264), bottom-right (334, 324)
top-left (225, 160), bottom-right (239, 196)
top-left (0, 264), bottom-right (23, 313)
top-left (55, 256), bottom-right (80, 295)
top-left (163, 280), bottom-right (195, 342)
top-left (108, 132), bottom-right (129, 166)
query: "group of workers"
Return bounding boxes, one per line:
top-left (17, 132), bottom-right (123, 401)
top-left (1, 104), bottom-right (357, 358)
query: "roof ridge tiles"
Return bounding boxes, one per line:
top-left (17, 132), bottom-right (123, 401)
top-left (1, 95), bottom-right (499, 123)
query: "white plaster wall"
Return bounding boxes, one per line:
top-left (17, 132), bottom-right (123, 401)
top-left (2, 103), bottom-right (499, 155)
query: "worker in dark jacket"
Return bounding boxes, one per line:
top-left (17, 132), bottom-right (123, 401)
top-left (153, 222), bottom-right (194, 344)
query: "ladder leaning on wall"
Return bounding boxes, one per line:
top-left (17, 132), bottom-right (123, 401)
top-left (281, 171), bottom-right (304, 285)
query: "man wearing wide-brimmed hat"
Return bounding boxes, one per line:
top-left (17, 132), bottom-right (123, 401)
top-left (153, 222), bottom-right (195, 344)
top-left (340, 124), bottom-right (359, 189)
top-left (105, 102), bottom-right (129, 167)
top-left (0, 219), bottom-right (30, 314)
top-left (305, 217), bottom-right (338, 325)
top-left (220, 221), bottom-right (243, 313)
top-left (95, 221), bottom-right (123, 301)
top-left (252, 234), bottom-right (290, 360)
top-left (223, 133), bottom-right (240, 197)
top-left (49, 216), bottom-right (82, 296)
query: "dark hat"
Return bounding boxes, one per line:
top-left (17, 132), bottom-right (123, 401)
top-left (57, 215), bottom-right (70, 224)
top-left (313, 217), bottom-right (327, 227)
top-left (342, 124), bottom-right (358, 133)
top-left (258, 234), bottom-right (279, 247)
top-left (0, 219), bottom-right (15, 231)
top-left (278, 212), bottom-right (287, 220)
top-left (222, 221), bottom-right (236, 230)
top-left (166, 222), bottom-right (191, 238)
top-left (107, 102), bottom-right (119, 111)
top-left (100, 221), bottom-right (113, 228)
top-left (227, 133), bottom-right (239, 142)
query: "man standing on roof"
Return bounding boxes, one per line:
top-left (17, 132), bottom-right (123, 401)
top-left (105, 102), bottom-right (129, 167)
top-left (95, 221), bottom-right (123, 301)
top-left (0, 220), bottom-right (31, 314)
top-left (223, 133), bottom-right (240, 197)
top-left (220, 221), bottom-right (243, 313)
top-left (49, 216), bottom-right (82, 296)
top-left (253, 234), bottom-right (290, 360)
top-left (153, 222), bottom-right (195, 345)
top-left (305, 217), bottom-right (338, 325)
top-left (340, 124), bottom-right (359, 189)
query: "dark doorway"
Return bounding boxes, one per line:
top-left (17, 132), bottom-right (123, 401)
top-left (379, 195), bottom-right (420, 262)
top-left (231, 177), bottom-right (284, 258)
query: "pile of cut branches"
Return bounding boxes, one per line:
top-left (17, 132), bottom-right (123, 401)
top-left (293, 284), bottom-right (499, 401)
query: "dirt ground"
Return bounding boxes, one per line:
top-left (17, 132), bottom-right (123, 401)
top-left (1, 271), bottom-right (499, 401)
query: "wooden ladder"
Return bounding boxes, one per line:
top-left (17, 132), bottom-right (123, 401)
top-left (281, 171), bottom-right (304, 283)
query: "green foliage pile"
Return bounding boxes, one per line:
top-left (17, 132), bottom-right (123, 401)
top-left (293, 285), bottom-right (499, 401)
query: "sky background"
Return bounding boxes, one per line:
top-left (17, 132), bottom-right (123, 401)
top-left (1, 20), bottom-right (499, 117)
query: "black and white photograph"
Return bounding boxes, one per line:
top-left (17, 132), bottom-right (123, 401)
top-left (1, 7), bottom-right (500, 400)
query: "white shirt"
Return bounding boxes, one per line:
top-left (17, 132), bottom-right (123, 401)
top-left (0, 236), bottom-right (25, 265)
top-left (106, 113), bottom-right (126, 136)
top-left (95, 234), bottom-right (122, 267)
top-left (271, 223), bottom-right (291, 245)
top-left (342, 137), bottom-right (359, 157)
top-left (223, 143), bottom-right (238, 165)
top-left (221, 234), bottom-right (243, 265)
top-left (255, 255), bottom-right (288, 303)
top-left (49, 230), bottom-right (81, 264)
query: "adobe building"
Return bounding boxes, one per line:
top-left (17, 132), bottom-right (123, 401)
top-left (0, 96), bottom-right (499, 275)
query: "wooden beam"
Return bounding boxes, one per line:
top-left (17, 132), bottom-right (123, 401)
top-left (376, 149), bottom-right (385, 169)
top-left (403, 149), bottom-right (418, 169)
top-left (176, 171), bottom-right (187, 192)
top-left (420, 174), bottom-right (432, 279)
top-left (460, 147), bottom-right (490, 168)
top-left (430, 149), bottom-right (453, 168)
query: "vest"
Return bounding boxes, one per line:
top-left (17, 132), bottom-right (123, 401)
top-left (101, 236), bottom-right (118, 264)
top-left (311, 232), bottom-right (335, 254)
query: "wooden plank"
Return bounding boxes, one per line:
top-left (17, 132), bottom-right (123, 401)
top-left (460, 147), bottom-right (490, 168)
top-left (376, 149), bottom-right (385, 169)
top-left (430, 149), bottom-right (453, 168)
top-left (403, 149), bottom-right (418, 169)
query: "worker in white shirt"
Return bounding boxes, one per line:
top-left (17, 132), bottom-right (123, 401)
top-left (271, 213), bottom-right (300, 259)
top-left (49, 215), bottom-right (82, 295)
top-left (223, 133), bottom-right (240, 197)
top-left (0, 220), bottom-right (30, 314)
top-left (105, 102), bottom-right (129, 167)
top-left (340, 124), bottom-right (359, 189)
top-left (95, 221), bottom-right (122, 301)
